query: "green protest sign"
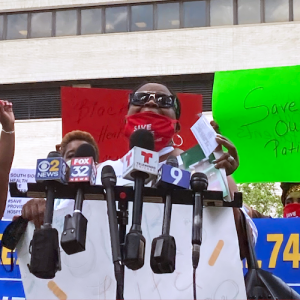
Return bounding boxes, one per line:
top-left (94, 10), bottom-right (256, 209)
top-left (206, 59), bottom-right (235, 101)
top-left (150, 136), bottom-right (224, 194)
top-left (212, 65), bottom-right (300, 183)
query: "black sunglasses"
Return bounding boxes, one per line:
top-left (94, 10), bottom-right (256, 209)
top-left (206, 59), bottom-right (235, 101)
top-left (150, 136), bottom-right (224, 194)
top-left (130, 92), bottom-right (176, 108)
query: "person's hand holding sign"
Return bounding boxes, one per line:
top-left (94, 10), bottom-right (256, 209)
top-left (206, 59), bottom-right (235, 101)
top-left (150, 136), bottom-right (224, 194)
top-left (210, 120), bottom-right (239, 176)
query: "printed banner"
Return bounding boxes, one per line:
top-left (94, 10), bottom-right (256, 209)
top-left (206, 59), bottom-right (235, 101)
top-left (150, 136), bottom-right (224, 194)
top-left (0, 221), bottom-right (25, 300)
top-left (245, 218), bottom-right (300, 294)
top-left (61, 87), bottom-right (203, 162)
top-left (212, 65), bottom-right (300, 183)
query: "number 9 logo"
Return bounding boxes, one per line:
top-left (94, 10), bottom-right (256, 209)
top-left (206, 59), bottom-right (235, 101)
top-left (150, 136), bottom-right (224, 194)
top-left (170, 167), bottom-right (183, 185)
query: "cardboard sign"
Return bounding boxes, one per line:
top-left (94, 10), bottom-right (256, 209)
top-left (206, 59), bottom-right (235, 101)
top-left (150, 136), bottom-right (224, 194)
top-left (212, 65), bottom-right (300, 183)
top-left (61, 87), bottom-right (202, 162)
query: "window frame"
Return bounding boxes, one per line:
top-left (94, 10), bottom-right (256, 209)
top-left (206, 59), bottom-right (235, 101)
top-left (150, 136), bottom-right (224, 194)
top-left (6, 11), bottom-right (29, 40)
top-left (0, 0), bottom-right (298, 41)
top-left (54, 8), bottom-right (79, 37)
top-left (28, 10), bottom-right (54, 39)
top-left (104, 4), bottom-right (130, 33)
top-left (80, 7), bottom-right (103, 35)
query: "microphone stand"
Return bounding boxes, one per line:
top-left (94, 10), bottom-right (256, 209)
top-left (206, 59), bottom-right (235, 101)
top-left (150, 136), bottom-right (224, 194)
top-left (116, 198), bottom-right (128, 300)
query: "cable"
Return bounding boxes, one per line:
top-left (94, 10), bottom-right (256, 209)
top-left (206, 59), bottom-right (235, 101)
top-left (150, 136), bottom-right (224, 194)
top-left (193, 267), bottom-right (197, 300)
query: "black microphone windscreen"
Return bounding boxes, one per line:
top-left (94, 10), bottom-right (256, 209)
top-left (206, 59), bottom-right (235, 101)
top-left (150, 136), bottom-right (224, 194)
top-left (191, 172), bottom-right (208, 181)
top-left (101, 165), bottom-right (117, 180)
top-left (191, 172), bottom-right (208, 192)
top-left (129, 129), bottom-right (155, 151)
top-left (74, 143), bottom-right (96, 161)
top-left (166, 155), bottom-right (178, 168)
top-left (47, 151), bottom-right (62, 158)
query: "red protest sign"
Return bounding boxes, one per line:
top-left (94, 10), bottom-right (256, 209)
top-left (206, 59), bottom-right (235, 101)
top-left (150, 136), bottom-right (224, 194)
top-left (61, 87), bottom-right (202, 162)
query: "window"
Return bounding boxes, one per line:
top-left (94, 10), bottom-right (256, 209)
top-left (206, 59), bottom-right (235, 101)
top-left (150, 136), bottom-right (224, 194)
top-left (183, 1), bottom-right (207, 28)
top-left (7, 13), bottom-right (28, 39)
top-left (157, 2), bottom-right (180, 30)
top-left (210, 0), bottom-right (234, 26)
top-left (131, 5), bottom-right (153, 31)
top-left (81, 8), bottom-right (102, 35)
top-left (0, 15), bottom-right (3, 40)
top-left (56, 10), bottom-right (77, 36)
top-left (265, 0), bottom-right (289, 23)
top-left (293, 0), bottom-right (300, 20)
top-left (238, 0), bottom-right (260, 24)
top-left (31, 12), bottom-right (52, 38)
top-left (106, 6), bottom-right (128, 33)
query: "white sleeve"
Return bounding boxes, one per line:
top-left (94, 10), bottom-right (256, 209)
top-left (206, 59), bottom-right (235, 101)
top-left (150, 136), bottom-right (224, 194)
top-left (241, 205), bottom-right (258, 244)
top-left (54, 199), bottom-right (74, 210)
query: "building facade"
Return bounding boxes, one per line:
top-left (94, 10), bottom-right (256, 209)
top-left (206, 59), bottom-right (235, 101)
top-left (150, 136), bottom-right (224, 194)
top-left (0, 0), bottom-right (300, 167)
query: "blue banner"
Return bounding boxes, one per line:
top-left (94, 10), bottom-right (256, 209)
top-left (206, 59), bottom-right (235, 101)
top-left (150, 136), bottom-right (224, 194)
top-left (248, 218), bottom-right (300, 294)
top-left (0, 218), bottom-right (300, 298)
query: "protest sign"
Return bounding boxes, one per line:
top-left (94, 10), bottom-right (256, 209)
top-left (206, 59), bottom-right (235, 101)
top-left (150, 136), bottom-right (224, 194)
top-left (213, 65), bottom-right (300, 183)
top-left (17, 202), bottom-right (246, 299)
top-left (3, 169), bottom-right (36, 221)
top-left (61, 87), bottom-right (202, 162)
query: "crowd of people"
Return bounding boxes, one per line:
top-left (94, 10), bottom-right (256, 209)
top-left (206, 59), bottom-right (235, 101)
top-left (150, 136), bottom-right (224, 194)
top-left (0, 82), bottom-right (298, 260)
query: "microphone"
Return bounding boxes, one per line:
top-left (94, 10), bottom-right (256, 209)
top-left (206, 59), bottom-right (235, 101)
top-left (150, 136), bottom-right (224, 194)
top-left (190, 172), bottom-right (208, 269)
top-left (61, 143), bottom-right (97, 255)
top-left (122, 129), bottom-right (159, 270)
top-left (151, 156), bottom-right (191, 274)
top-left (41, 151), bottom-right (67, 228)
top-left (28, 151), bottom-right (68, 279)
top-left (101, 165), bottom-right (123, 300)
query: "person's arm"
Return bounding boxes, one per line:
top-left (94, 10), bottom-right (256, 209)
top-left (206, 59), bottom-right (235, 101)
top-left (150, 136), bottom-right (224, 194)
top-left (227, 174), bottom-right (258, 259)
top-left (210, 120), bottom-right (258, 259)
top-left (0, 100), bottom-right (15, 218)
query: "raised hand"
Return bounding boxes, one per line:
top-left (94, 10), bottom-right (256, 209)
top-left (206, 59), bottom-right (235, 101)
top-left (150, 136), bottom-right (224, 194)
top-left (0, 100), bottom-right (15, 132)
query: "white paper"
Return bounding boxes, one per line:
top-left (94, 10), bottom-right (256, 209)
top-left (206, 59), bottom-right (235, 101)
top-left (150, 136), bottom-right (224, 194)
top-left (213, 150), bottom-right (232, 202)
top-left (190, 115), bottom-right (218, 158)
top-left (3, 168), bottom-right (36, 220)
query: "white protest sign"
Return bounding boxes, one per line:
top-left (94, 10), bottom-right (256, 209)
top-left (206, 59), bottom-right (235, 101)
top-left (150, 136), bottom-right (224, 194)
top-left (3, 168), bottom-right (36, 221)
top-left (17, 200), bottom-right (246, 299)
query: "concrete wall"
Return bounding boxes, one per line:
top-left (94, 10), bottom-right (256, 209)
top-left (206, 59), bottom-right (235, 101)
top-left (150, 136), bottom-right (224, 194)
top-left (0, 22), bottom-right (299, 85)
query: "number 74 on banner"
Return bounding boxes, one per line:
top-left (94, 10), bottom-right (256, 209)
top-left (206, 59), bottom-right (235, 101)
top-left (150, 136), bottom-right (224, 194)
top-left (268, 234), bottom-right (300, 268)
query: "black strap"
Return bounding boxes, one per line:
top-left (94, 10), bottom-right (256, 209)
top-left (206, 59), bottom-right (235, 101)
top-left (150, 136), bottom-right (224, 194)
top-left (0, 244), bottom-right (14, 272)
top-left (240, 211), bottom-right (259, 270)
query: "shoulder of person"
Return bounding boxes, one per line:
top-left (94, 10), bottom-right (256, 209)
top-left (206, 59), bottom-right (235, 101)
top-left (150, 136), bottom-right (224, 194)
top-left (96, 159), bottom-right (124, 185)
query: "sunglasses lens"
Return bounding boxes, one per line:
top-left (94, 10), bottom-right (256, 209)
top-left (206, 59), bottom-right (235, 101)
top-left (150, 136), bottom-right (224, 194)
top-left (131, 93), bottom-right (174, 108)
top-left (156, 95), bottom-right (173, 107)
top-left (131, 93), bottom-right (149, 105)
